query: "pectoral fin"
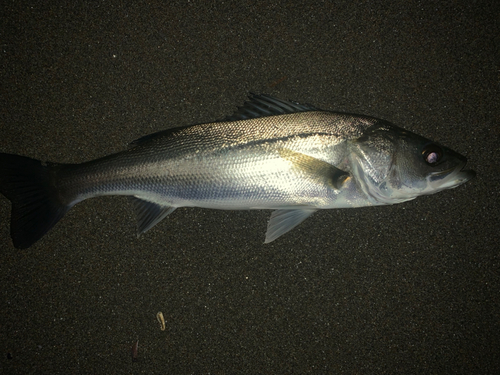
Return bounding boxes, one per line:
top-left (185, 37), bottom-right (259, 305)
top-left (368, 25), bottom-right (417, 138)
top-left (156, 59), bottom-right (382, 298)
top-left (130, 197), bottom-right (177, 235)
top-left (265, 209), bottom-right (317, 243)
top-left (278, 148), bottom-right (349, 189)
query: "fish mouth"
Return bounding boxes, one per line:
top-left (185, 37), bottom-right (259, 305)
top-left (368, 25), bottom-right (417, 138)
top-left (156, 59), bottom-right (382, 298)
top-left (428, 160), bottom-right (476, 190)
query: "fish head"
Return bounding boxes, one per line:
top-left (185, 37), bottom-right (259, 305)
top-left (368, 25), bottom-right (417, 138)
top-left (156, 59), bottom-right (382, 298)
top-left (350, 122), bottom-right (476, 204)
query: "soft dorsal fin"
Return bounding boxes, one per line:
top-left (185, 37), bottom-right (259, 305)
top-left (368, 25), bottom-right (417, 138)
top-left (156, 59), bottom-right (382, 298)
top-left (222, 93), bottom-right (318, 121)
top-left (129, 128), bottom-right (178, 148)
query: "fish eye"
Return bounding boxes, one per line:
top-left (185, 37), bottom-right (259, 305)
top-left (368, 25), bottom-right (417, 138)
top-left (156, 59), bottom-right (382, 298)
top-left (422, 144), bottom-right (443, 165)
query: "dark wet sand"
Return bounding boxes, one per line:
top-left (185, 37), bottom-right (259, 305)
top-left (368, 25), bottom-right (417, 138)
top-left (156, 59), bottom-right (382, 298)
top-left (1, 1), bottom-right (498, 373)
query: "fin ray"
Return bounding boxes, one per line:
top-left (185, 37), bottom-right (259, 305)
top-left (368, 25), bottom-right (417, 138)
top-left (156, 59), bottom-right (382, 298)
top-left (0, 153), bottom-right (70, 249)
top-left (222, 93), bottom-right (318, 122)
top-left (265, 208), bottom-right (317, 243)
top-left (130, 197), bottom-right (176, 235)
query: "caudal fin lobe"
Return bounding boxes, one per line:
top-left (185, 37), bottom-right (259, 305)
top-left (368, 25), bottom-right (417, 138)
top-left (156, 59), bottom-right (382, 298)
top-left (0, 153), bottom-right (69, 249)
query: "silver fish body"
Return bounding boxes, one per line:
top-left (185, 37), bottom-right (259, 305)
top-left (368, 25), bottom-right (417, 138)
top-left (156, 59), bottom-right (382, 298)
top-left (0, 94), bottom-right (475, 248)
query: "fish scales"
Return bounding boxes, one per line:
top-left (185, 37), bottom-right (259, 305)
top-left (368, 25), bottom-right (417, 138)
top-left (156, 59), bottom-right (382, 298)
top-left (57, 112), bottom-right (375, 208)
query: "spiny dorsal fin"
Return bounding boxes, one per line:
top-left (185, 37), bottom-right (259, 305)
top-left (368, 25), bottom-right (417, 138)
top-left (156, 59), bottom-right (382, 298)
top-left (222, 93), bottom-right (318, 122)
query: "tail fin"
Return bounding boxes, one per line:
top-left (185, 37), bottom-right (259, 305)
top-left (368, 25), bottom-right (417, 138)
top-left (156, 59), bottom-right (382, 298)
top-left (0, 153), bottom-right (70, 249)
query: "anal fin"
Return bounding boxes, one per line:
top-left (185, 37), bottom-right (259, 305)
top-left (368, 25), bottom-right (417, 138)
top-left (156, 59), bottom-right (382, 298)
top-left (130, 197), bottom-right (177, 235)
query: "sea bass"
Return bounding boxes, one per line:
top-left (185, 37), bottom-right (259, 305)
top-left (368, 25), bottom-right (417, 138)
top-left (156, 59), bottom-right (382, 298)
top-left (0, 94), bottom-right (475, 248)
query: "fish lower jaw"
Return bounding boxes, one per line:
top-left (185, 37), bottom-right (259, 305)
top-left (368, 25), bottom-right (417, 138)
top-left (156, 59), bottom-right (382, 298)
top-left (427, 164), bottom-right (476, 192)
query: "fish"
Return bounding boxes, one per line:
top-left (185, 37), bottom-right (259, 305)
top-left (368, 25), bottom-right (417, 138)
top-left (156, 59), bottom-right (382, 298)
top-left (0, 94), bottom-right (475, 249)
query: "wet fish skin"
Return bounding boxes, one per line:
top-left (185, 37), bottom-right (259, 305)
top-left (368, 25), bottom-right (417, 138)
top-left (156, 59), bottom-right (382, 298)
top-left (0, 94), bottom-right (475, 248)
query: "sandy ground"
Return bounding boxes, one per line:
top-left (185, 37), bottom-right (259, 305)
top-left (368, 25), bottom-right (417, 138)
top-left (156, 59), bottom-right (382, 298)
top-left (1, 1), bottom-right (498, 373)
